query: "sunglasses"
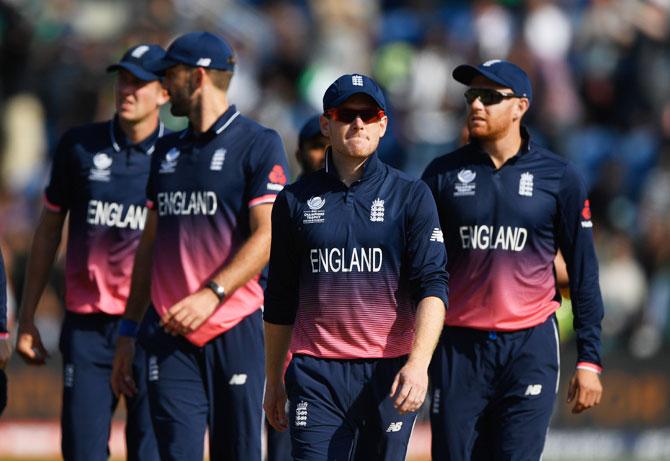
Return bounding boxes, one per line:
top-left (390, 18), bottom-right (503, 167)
top-left (325, 108), bottom-right (385, 124)
top-left (464, 88), bottom-right (521, 106)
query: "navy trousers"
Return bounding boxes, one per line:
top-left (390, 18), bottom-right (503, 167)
top-left (429, 315), bottom-right (560, 461)
top-left (286, 354), bottom-right (417, 461)
top-left (59, 311), bottom-right (158, 461)
top-left (140, 308), bottom-right (264, 461)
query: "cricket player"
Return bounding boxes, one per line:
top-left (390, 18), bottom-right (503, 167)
top-left (264, 74), bottom-right (448, 461)
top-left (422, 60), bottom-right (604, 460)
top-left (15, 44), bottom-right (167, 460)
top-left (110, 31), bottom-right (289, 461)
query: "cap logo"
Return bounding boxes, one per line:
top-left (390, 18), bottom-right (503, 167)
top-left (196, 58), bottom-right (212, 67)
top-left (482, 59), bottom-right (502, 67)
top-left (352, 75), bottom-right (364, 86)
top-left (131, 45), bottom-right (150, 58)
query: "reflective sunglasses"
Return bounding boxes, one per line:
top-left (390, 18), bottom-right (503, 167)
top-left (325, 107), bottom-right (385, 124)
top-left (464, 88), bottom-right (521, 105)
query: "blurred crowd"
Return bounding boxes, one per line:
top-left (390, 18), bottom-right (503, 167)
top-left (1, 0), bottom-right (669, 366)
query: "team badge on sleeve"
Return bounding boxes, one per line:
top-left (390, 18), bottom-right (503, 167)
top-left (581, 200), bottom-right (593, 228)
top-left (430, 228), bottom-right (444, 243)
top-left (267, 164), bottom-right (287, 191)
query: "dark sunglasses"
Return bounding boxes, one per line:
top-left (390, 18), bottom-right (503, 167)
top-left (464, 88), bottom-right (521, 105)
top-left (325, 108), bottom-right (385, 124)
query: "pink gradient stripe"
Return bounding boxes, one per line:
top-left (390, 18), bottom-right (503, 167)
top-left (248, 194), bottom-right (277, 208)
top-left (43, 194), bottom-right (62, 213)
top-left (576, 362), bottom-right (603, 374)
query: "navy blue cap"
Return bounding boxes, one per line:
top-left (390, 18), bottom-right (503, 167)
top-left (106, 44), bottom-right (166, 81)
top-left (453, 60), bottom-right (532, 102)
top-left (323, 74), bottom-right (387, 112)
top-left (298, 115), bottom-right (323, 145)
top-left (146, 32), bottom-right (235, 74)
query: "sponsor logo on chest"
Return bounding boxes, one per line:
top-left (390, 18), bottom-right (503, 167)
top-left (89, 152), bottom-right (113, 182)
top-left (159, 148), bottom-right (180, 174)
top-left (303, 196), bottom-right (326, 224)
top-left (454, 169), bottom-right (476, 197)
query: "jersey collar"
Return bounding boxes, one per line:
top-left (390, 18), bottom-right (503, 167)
top-left (183, 105), bottom-right (241, 142)
top-left (110, 115), bottom-right (165, 155)
top-left (324, 147), bottom-right (382, 184)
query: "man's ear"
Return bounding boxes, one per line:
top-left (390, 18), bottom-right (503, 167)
top-left (513, 98), bottom-right (529, 122)
top-left (319, 114), bottom-right (330, 138)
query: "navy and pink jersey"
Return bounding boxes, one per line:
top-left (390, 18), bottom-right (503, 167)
top-left (146, 105), bottom-right (289, 347)
top-left (0, 249), bottom-right (7, 338)
top-left (44, 117), bottom-right (166, 315)
top-left (422, 131), bottom-right (604, 368)
top-left (264, 151), bottom-right (448, 359)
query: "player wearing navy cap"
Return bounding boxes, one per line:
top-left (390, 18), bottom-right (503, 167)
top-left (110, 31), bottom-right (289, 461)
top-left (15, 44), bottom-right (167, 460)
top-left (264, 74), bottom-right (448, 460)
top-left (422, 60), bottom-right (604, 460)
top-left (0, 249), bottom-right (9, 416)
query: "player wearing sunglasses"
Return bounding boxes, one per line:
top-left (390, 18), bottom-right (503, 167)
top-left (422, 60), bottom-right (604, 460)
top-left (264, 74), bottom-right (448, 460)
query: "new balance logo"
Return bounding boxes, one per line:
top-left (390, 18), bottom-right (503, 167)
top-left (524, 384), bottom-right (542, 396)
top-left (131, 45), bottom-right (150, 58)
top-left (210, 149), bottom-right (226, 171)
top-left (430, 228), bottom-right (444, 242)
top-left (386, 422), bottom-right (403, 432)
top-left (196, 57), bottom-right (212, 67)
top-left (352, 75), bottom-right (364, 86)
top-left (229, 374), bottom-right (247, 385)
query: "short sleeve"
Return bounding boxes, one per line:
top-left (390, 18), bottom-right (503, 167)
top-left (44, 130), bottom-right (74, 212)
top-left (245, 129), bottom-right (289, 208)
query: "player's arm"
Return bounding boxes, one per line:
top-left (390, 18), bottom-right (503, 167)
top-left (111, 209), bottom-right (157, 397)
top-left (160, 202), bottom-right (273, 335)
top-left (391, 296), bottom-right (445, 414)
top-left (391, 181), bottom-right (448, 414)
top-left (15, 209), bottom-right (66, 365)
top-left (557, 165), bottom-right (604, 414)
top-left (263, 191), bottom-right (299, 431)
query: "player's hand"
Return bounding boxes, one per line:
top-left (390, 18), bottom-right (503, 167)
top-left (567, 368), bottom-right (603, 414)
top-left (111, 336), bottom-right (137, 398)
top-left (264, 380), bottom-right (289, 432)
top-left (16, 321), bottom-right (49, 365)
top-left (0, 337), bottom-right (12, 369)
top-left (390, 360), bottom-right (428, 414)
top-left (160, 289), bottom-right (219, 336)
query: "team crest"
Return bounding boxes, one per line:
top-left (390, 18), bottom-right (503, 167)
top-left (210, 149), bottom-right (226, 171)
top-left (370, 198), bottom-right (385, 222)
top-left (518, 172), bottom-right (534, 197)
top-left (89, 152), bottom-right (112, 182)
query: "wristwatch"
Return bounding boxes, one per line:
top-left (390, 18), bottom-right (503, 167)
top-left (206, 280), bottom-right (226, 302)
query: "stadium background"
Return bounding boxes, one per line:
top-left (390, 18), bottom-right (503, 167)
top-left (0, 0), bottom-right (669, 459)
